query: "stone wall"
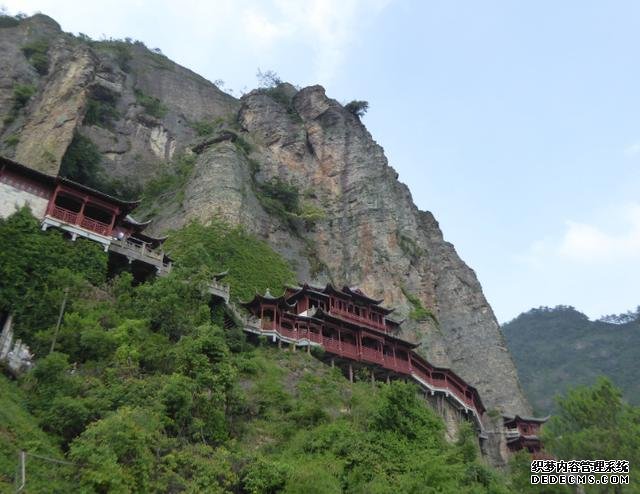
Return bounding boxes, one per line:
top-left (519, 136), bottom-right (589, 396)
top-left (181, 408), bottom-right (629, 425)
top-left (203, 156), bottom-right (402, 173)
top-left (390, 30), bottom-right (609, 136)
top-left (0, 181), bottom-right (48, 219)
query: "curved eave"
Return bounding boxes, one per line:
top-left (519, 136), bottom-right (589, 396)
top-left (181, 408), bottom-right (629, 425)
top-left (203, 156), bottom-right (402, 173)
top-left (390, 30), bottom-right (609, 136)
top-left (240, 292), bottom-right (296, 310)
top-left (342, 286), bottom-right (384, 305)
top-left (502, 414), bottom-right (550, 424)
top-left (123, 214), bottom-right (153, 228)
top-left (58, 177), bottom-right (140, 213)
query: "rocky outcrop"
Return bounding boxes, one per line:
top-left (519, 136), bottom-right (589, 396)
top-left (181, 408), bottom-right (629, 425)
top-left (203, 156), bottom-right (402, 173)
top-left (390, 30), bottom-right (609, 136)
top-left (0, 314), bottom-right (34, 377)
top-left (0, 14), bottom-right (530, 415)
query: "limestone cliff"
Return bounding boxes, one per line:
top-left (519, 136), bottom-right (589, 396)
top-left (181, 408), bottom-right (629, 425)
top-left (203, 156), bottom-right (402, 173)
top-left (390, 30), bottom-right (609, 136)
top-left (0, 14), bottom-right (530, 415)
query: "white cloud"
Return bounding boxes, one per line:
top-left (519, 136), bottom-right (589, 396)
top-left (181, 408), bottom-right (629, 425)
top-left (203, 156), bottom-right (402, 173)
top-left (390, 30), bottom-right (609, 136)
top-left (238, 0), bottom-right (392, 83)
top-left (519, 203), bottom-right (640, 266)
top-left (625, 142), bottom-right (640, 156)
top-left (4, 0), bottom-right (391, 87)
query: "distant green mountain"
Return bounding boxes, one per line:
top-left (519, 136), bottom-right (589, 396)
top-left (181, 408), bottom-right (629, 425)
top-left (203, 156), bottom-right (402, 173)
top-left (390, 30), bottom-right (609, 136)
top-left (502, 305), bottom-right (640, 415)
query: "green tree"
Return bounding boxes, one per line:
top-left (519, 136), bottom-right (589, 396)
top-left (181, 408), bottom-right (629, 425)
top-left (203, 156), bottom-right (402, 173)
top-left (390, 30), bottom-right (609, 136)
top-left (69, 407), bottom-right (162, 493)
top-left (543, 377), bottom-right (640, 492)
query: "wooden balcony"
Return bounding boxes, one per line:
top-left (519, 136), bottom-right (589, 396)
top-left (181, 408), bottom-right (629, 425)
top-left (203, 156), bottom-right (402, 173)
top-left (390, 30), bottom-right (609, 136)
top-left (329, 307), bottom-right (388, 332)
top-left (49, 205), bottom-right (111, 237)
top-left (237, 316), bottom-right (482, 420)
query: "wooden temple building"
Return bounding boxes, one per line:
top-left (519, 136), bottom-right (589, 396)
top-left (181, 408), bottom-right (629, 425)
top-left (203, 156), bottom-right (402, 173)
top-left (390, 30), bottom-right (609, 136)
top-left (242, 283), bottom-right (486, 430)
top-left (0, 156), bottom-right (171, 275)
top-left (0, 155), bottom-right (546, 458)
top-left (502, 414), bottom-right (548, 457)
top-left (240, 283), bottom-right (547, 455)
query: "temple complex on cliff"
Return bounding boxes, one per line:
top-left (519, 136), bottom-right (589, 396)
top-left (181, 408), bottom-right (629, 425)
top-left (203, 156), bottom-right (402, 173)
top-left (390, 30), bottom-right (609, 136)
top-left (0, 156), bottom-right (171, 276)
top-left (240, 283), bottom-right (547, 458)
top-left (1, 155), bottom-right (547, 460)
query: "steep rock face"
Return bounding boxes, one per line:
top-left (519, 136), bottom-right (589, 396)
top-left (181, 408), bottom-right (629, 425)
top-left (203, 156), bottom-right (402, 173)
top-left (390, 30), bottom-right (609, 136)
top-left (0, 14), bottom-right (237, 181)
top-left (0, 14), bottom-right (530, 415)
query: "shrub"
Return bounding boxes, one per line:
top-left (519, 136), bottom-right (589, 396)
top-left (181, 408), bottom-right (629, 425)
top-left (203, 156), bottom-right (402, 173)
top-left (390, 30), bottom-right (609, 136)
top-left (84, 96), bottom-right (120, 127)
top-left (21, 39), bottom-right (49, 75)
top-left (134, 88), bottom-right (168, 119)
top-left (345, 100), bottom-right (369, 118)
top-left (191, 120), bottom-right (217, 137)
top-left (60, 133), bottom-right (103, 188)
top-left (0, 14), bottom-right (20, 28)
top-left (13, 83), bottom-right (36, 109)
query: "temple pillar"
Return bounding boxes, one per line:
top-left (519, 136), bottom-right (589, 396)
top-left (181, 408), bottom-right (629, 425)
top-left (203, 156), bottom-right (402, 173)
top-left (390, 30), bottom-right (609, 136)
top-left (349, 364), bottom-right (353, 383)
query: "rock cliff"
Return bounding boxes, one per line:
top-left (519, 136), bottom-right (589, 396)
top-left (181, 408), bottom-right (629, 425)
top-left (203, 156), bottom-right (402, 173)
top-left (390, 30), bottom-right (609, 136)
top-left (0, 14), bottom-right (530, 415)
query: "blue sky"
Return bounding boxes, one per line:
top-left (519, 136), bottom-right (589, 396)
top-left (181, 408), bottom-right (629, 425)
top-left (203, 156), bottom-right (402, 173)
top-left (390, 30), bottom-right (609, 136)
top-left (5, 0), bottom-right (640, 322)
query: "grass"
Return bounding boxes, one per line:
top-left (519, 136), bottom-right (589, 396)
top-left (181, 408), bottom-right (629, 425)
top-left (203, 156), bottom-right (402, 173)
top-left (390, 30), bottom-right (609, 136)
top-left (0, 375), bottom-right (73, 492)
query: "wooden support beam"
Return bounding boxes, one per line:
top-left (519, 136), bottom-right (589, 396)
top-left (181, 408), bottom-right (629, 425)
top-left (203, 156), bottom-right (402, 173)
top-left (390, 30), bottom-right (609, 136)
top-left (349, 363), bottom-right (353, 383)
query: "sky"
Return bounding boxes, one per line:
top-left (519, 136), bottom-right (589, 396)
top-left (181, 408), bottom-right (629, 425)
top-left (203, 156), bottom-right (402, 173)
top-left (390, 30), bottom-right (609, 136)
top-left (4, 0), bottom-right (640, 323)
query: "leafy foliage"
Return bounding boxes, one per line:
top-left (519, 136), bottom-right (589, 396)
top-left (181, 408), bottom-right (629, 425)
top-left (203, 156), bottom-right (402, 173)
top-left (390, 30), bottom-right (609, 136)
top-left (0, 208), bottom-right (107, 340)
top-left (6, 83), bottom-right (37, 124)
top-left (59, 133), bottom-right (140, 199)
top-left (0, 208), bottom-right (569, 492)
top-left (13, 83), bottom-right (36, 108)
top-left (21, 39), bottom-right (49, 75)
top-left (253, 178), bottom-right (325, 231)
top-left (60, 133), bottom-right (104, 188)
top-left (164, 220), bottom-right (296, 301)
top-left (84, 95), bottom-right (120, 128)
top-left (541, 378), bottom-right (640, 492)
top-left (345, 100), bottom-right (369, 118)
top-left (134, 88), bottom-right (168, 118)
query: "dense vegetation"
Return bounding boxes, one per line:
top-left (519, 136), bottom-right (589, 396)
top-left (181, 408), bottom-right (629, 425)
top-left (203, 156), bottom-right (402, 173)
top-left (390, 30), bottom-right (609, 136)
top-left (3, 210), bottom-right (637, 492)
top-left (510, 377), bottom-right (640, 494)
top-left (503, 305), bottom-right (640, 413)
top-left (0, 208), bottom-right (510, 493)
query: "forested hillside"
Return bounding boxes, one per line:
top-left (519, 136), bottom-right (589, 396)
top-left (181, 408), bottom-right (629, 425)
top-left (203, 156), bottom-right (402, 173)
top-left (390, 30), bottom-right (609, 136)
top-left (1, 208), bottom-right (512, 493)
top-left (502, 306), bottom-right (640, 414)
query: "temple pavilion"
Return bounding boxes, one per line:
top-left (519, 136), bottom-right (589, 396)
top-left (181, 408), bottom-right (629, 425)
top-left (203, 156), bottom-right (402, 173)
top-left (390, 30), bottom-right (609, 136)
top-left (0, 156), bottom-right (171, 275)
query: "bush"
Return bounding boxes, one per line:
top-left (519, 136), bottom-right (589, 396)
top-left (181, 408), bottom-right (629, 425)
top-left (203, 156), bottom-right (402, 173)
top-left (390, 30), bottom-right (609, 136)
top-left (134, 88), bottom-right (168, 119)
top-left (0, 14), bottom-right (21, 28)
top-left (60, 133), bottom-right (104, 187)
top-left (163, 220), bottom-right (296, 301)
top-left (13, 83), bottom-right (36, 109)
top-left (345, 100), bottom-right (369, 118)
top-left (0, 208), bottom-right (107, 341)
top-left (84, 96), bottom-right (120, 127)
top-left (21, 39), bottom-right (49, 75)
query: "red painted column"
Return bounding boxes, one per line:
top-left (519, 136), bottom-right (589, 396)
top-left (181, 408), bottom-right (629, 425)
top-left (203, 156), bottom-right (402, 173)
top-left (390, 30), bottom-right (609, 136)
top-left (46, 185), bottom-right (60, 216)
top-left (77, 196), bottom-right (87, 227)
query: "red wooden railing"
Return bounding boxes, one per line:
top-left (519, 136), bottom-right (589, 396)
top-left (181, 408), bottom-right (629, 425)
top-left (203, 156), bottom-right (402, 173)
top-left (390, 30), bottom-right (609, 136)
top-left (49, 206), bottom-right (111, 236)
top-left (265, 320), bottom-right (482, 416)
top-left (51, 205), bottom-right (78, 224)
top-left (329, 307), bottom-right (388, 332)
